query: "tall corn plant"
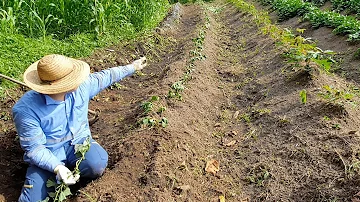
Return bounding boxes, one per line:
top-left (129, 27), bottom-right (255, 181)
top-left (0, 0), bottom-right (169, 39)
top-left (0, 0), bottom-right (23, 34)
top-left (0, 7), bottom-right (16, 34)
top-left (90, 0), bottom-right (107, 36)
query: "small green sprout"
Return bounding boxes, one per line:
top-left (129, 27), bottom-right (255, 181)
top-left (300, 89), bottom-right (307, 104)
top-left (159, 117), bottom-right (168, 128)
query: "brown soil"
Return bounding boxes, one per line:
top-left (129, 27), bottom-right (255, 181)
top-left (1, 0), bottom-right (360, 201)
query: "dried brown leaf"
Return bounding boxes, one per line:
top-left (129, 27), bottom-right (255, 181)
top-left (205, 159), bottom-right (220, 175)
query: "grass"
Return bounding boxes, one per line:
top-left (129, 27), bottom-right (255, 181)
top-left (0, 0), bottom-right (170, 92)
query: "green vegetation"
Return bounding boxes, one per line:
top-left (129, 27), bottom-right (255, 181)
top-left (257, 0), bottom-right (360, 42)
top-left (281, 29), bottom-right (336, 74)
top-left (246, 166), bottom-right (271, 186)
top-left (330, 0), bottom-right (360, 15)
top-left (139, 96), bottom-right (168, 128)
top-left (169, 0), bottom-right (213, 3)
top-left (318, 85), bottom-right (357, 107)
top-left (300, 89), bottom-right (307, 104)
top-left (168, 81), bottom-right (186, 100)
top-left (0, 0), bottom-right (169, 90)
top-left (229, 0), bottom-right (337, 75)
top-left (41, 138), bottom-right (91, 202)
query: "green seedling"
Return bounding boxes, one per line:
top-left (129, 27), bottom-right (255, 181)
top-left (159, 117), bottom-right (168, 128)
top-left (207, 6), bottom-right (223, 14)
top-left (110, 83), bottom-right (125, 90)
top-left (41, 138), bottom-right (91, 202)
top-left (299, 89), bottom-right (307, 104)
top-left (347, 161), bottom-right (360, 178)
top-left (323, 116), bottom-right (331, 121)
top-left (318, 85), bottom-right (357, 107)
top-left (168, 81), bottom-right (185, 100)
top-left (212, 132), bottom-right (225, 138)
top-left (245, 129), bottom-right (258, 140)
top-left (354, 48), bottom-right (360, 59)
top-left (151, 96), bottom-right (160, 102)
top-left (235, 77), bottom-right (253, 89)
top-left (141, 117), bottom-right (157, 128)
top-left (157, 106), bottom-right (166, 114)
top-left (0, 111), bottom-right (11, 121)
top-left (141, 101), bottom-right (153, 115)
top-left (332, 123), bottom-right (341, 130)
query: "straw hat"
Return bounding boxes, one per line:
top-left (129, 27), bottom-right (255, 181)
top-left (24, 54), bottom-right (90, 94)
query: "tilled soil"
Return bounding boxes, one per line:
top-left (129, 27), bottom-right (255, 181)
top-left (1, 0), bottom-right (360, 202)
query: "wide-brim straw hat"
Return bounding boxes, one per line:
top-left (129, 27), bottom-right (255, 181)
top-left (24, 54), bottom-right (90, 94)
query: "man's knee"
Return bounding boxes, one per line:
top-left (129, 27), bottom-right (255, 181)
top-left (80, 143), bottom-right (108, 178)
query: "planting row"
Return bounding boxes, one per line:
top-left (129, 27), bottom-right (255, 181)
top-left (138, 4), bottom-right (211, 129)
top-left (230, 0), bottom-right (360, 111)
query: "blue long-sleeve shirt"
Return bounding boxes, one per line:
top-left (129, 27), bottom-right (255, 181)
top-left (12, 64), bottom-right (135, 173)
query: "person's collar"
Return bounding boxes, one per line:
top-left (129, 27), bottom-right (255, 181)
top-left (43, 94), bottom-right (66, 105)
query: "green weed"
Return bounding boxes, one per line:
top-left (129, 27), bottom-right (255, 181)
top-left (240, 113), bottom-right (251, 123)
top-left (246, 166), bottom-right (270, 186)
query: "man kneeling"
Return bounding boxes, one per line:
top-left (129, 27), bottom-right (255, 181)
top-left (12, 54), bottom-right (147, 201)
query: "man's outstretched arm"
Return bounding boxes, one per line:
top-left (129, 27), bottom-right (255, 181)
top-left (84, 57), bottom-right (147, 99)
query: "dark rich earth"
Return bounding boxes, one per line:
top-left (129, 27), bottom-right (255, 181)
top-left (1, 0), bottom-right (360, 201)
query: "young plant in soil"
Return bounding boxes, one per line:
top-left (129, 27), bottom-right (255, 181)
top-left (168, 81), bottom-right (185, 100)
top-left (299, 89), bottom-right (307, 104)
top-left (41, 138), bottom-right (91, 202)
top-left (282, 29), bottom-right (336, 75)
top-left (168, 20), bottom-right (209, 102)
top-left (318, 85), bottom-right (357, 107)
top-left (139, 96), bottom-right (168, 128)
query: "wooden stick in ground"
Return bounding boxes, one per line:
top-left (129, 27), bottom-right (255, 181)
top-left (0, 73), bottom-right (27, 87)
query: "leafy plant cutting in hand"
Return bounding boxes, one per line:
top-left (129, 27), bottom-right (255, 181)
top-left (41, 138), bottom-right (91, 202)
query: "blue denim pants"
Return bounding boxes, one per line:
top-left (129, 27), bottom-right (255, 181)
top-left (18, 139), bottom-right (108, 202)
